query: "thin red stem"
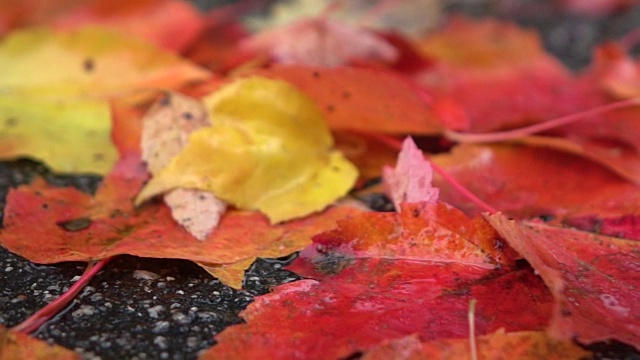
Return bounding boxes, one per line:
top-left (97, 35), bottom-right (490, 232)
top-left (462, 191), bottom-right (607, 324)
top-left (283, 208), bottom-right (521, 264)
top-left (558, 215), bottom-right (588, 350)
top-left (444, 98), bottom-right (640, 144)
top-left (371, 133), bottom-right (498, 214)
top-left (11, 257), bottom-right (113, 334)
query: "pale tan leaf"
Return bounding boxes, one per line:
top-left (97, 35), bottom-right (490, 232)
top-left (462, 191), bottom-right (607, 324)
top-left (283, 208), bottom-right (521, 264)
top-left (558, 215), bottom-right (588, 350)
top-left (163, 188), bottom-right (227, 241)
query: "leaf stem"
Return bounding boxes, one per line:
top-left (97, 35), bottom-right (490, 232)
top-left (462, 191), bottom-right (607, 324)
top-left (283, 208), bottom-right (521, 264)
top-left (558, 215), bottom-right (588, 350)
top-left (371, 133), bottom-right (498, 213)
top-left (11, 257), bottom-right (113, 334)
top-left (444, 98), bottom-right (640, 144)
top-left (468, 299), bottom-right (478, 360)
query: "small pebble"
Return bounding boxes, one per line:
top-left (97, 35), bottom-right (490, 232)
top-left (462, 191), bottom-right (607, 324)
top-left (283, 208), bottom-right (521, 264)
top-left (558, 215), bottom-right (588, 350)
top-left (153, 336), bottom-right (168, 350)
top-left (152, 321), bottom-right (170, 333)
top-left (133, 270), bottom-right (161, 280)
top-left (147, 305), bottom-right (165, 319)
top-left (72, 305), bottom-right (96, 318)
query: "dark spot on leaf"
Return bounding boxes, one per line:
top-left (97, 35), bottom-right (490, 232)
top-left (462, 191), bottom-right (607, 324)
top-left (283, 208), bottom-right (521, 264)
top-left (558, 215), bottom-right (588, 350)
top-left (313, 254), bottom-right (352, 275)
top-left (312, 71), bottom-right (320, 78)
top-left (42, 203), bottom-right (48, 209)
top-left (4, 117), bottom-right (17, 128)
top-left (57, 217), bottom-right (92, 232)
top-left (182, 112), bottom-right (194, 120)
top-left (326, 105), bottom-right (335, 113)
top-left (110, 209), bottom-right (125, 219)
top-left (538, 214), bottom-right (555, 222)
top-left (342, 91), bottom-right (351, 99)
top-left (83, 58), bottom-right (95, 72)
top-left (198, 194), bottom-right (206, 200)
top-left (159, 93), bottom-right (171, 106)
top-left (412, 208), bottom-right (420, 218)
top-left (93, 153), bottom-right (105, 162)
top-left (560, 308), bottom-right (572, 317)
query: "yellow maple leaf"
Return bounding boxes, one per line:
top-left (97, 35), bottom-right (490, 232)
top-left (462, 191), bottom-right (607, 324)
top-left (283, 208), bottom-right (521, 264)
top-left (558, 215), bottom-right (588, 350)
top-left (136, 76), bottom-right (358, 223)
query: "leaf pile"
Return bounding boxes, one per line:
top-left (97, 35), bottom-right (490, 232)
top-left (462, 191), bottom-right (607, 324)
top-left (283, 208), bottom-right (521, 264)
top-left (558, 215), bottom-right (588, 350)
top-left (0, 0), bottom-right (639, 358)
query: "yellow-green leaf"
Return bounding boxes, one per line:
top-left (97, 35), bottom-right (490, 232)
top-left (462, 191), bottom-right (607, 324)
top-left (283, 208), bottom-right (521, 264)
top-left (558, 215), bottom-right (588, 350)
top-left (0, 26), bottom-right (209, 97)
top-left (136, 77), bottom-right (358, 223)
top-left (0, 95), bottom-right (116, 174)
top-left (0, 26), bottom-right (209, 174)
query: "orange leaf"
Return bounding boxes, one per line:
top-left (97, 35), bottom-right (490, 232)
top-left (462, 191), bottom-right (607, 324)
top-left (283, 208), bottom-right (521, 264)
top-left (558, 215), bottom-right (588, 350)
top-left (0, 154), bottom-right (361, 287)
top-left (0, 326), bottom-right (80, 360)
top-left (246, 65), bottom-right (452, 134)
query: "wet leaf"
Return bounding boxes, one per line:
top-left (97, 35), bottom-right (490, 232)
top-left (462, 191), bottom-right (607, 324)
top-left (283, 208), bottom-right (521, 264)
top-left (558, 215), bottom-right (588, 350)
top-left (202, 203), bottom-right (549, 359)
top-left (486, 213), bottom-right (640, 349)
top-left (136, 77), bottom-right (358, 223)
top-left (415, 16), bottom-right (577, 132)
top-left (0, 96), bottom-right (116, 174)
top-left (245, 0), bottom-right (442, 37)
top-left (248, 65), bottom-right (455, 134)
top-left (241, 17), bottom-right (398, 66)
top-left (49, 0), bottom-right (204, 52)
top-left (383, 136), bottom-right (439, 210)
top-left (0, 326), bottom-right (80, 360)
top-left (0, 26), bottom-right (209, 96)
top-left (309, 202), bottom-right (518, 269)
top-left (512, 136), bottom-right (640, 186)
top-left (432, 143), bottom-right (640, 219)
top-left (564, 214), bottom-right (640, 240)
top-left (362, 329), bottom-right (591, 360)
top-left (0, 26), bottom-right (208, 174)
top-left (0, 154), bottom-right (361, 287)
top-left (140, 91), bottom-right (226, 240)
top-left (333, 131), bottom-right (399, 180)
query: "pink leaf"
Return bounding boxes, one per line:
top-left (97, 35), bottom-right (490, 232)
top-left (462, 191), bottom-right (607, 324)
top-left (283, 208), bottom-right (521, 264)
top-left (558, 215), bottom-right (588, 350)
top-left (383, 136), bottom-right (439, 210)
top-left (241, 18), bottom-right (398, 67)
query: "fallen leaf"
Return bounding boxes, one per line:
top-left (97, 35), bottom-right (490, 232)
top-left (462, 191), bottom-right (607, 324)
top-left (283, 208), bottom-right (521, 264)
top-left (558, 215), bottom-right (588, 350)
top-left (383, 136), bottom-right (439, 210)
top-left (0, 154), bottom-right (361, 287)
top-left (415, 16), bottom-right (577, 132)
top-left (0, 325), bottom-right (80, 360)
top-left (587, 42), bottom-right (640, 99)
top-left (241, 17), bottom-right (398, 66)
top-left (203, 267), bottom-right (553, 360)
top-left (564, 214), bottom-right (640, 240)
top-left (310, 202), bottom-right (519, 269)
top-left (485, 213), bottom-right (640, 349)
top-left (248, 65), bottom-right (456, 134)
top-left (511, 135), bottom-right (640, 186)
top-left (362, 329), bottom-right (591, 360)
top-left (0, 26), bottom-right (209, 174)
top-left (333, 131), bottom-right (399, 180)
top-left (0, 96), bottom-right (115, 174)
top-left (197, 258), bottom-right (257, 290)
top-left (432, 143), bottom-right (640, 219)
top-left (140, 92), bottom-right (210, 173)
top-left (245, 0), bottom-right (442, 37)
top-left (136, 76), bottom-right (358, 223)
top-left (0, 26), bottom-right (209, 96)
top-left (203, 203), bottom-right (549, 359)
top-left (163, 188), bottom-right (227, 241)
top-left (50, 0), bottom-right (204, 52)
top-left (140, 91), bottom-right (226, 240)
